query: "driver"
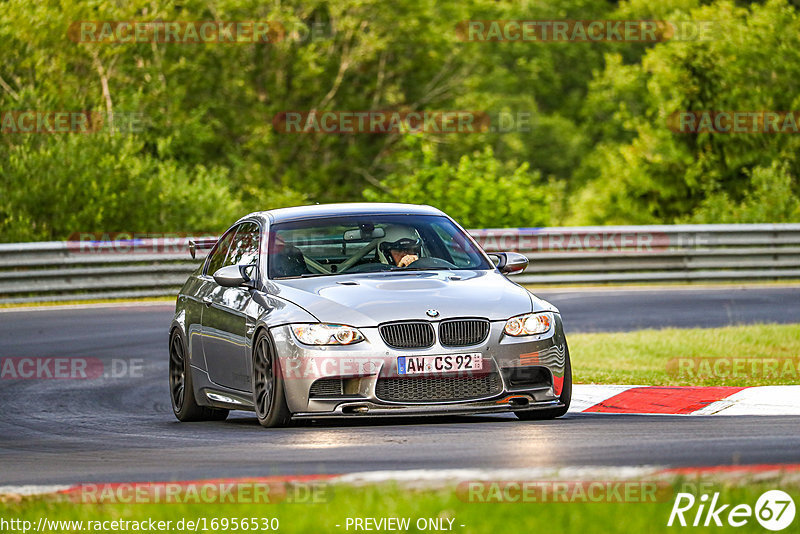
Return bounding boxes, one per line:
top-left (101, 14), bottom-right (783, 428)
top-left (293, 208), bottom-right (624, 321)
top-left (386, 237), bottom-right (421, 268)
top-left (378, 226), bottom-right (423, 268)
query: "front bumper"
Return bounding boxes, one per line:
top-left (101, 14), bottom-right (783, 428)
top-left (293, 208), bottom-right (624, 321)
top-left (292, 398), bottom-right (565, 419)
top-left (270, 314), bottom-right (568, 418)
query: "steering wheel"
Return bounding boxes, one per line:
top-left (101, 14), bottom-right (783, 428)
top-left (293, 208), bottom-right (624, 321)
top-left (347, 262), bottom-right (393, 273)
top-left (402, 257), bottom-right (457, 269)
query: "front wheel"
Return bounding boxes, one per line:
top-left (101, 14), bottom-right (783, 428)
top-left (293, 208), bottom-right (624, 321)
top-left (515, 343), bottom-right (572, 421)
top-left (252, 330), bottom-right (291, 428)
top-left (169, 330), bottom-right (229, 422)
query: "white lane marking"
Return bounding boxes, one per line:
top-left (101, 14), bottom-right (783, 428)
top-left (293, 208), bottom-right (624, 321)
top-left (693, 385), bottom-right (800, 415)
top-left (0, 301), bottom-right (173, 313)
top-left (0, 467), bottom-right (668, 497)
top-left (7, 464), bottom-right (800, 499)
top-left (334, 466), bottom-right (663, 486)
top-left (569, 384), bottom-right (639, 413)
top-left (0, 485), bottom-right (71, 496)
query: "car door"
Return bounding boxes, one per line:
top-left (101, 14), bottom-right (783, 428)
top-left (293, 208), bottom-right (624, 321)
top-left (189, 228), bottom-right (236, 372)
top-left (201, 221), bottom-right (261, 391)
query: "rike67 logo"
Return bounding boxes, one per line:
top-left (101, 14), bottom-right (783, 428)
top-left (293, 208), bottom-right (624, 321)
top-left (668, 490), bottom-right (796, 531)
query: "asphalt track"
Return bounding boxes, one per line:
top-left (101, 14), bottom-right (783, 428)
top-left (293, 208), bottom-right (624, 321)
top-left (1, 287), bottom-right (799, 485)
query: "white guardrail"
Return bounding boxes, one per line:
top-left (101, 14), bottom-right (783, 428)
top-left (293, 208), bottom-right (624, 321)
top-left (1, 224), bottom-right (799, 303)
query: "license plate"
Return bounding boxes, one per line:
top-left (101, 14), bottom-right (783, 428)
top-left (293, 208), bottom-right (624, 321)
top-left (397, 353), bottom-right (482, 375)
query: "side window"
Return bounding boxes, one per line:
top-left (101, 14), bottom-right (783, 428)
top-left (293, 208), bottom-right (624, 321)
top-left (205, 229), bottom-right (236, 276)
top-left (225, 222), bottom-right (261, 267)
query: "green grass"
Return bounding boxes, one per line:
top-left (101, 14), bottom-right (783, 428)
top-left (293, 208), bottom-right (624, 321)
top-left (2, 481), bottom-right (797, 533)
top-left (570, 323), bottom-right (800, 386)
top-left (524, 280), bottom-right (800, 291)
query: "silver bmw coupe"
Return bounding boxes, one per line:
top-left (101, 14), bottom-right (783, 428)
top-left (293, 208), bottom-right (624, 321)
top-left (169, 203), bottom-right (571, 427)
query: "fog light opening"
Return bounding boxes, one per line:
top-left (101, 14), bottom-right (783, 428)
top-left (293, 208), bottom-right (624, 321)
top-left (342, 404), bottom-right (370, 414)
top-left (508, 395), bottom-right (530, 407)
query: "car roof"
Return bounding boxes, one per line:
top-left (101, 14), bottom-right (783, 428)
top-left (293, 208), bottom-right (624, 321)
top-left (241, 203), bottom-right (446, 224)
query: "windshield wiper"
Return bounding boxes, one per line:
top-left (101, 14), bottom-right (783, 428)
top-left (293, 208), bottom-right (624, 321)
top-left (388, 267), bottom-right (453, 272)
top-left (275, 273), bottom-right (332, 279)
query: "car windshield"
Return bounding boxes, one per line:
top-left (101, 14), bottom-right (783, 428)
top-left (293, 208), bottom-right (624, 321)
top-left (267, 214), bottom-right (492, 279)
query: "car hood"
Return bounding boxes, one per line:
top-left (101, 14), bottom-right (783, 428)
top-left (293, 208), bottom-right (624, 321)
top-left (270, 270), bottom-right (549, 326)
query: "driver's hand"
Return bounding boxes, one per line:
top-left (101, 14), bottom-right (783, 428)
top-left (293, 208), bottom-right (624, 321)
top-left (397, 254), bottom-right (418, 268)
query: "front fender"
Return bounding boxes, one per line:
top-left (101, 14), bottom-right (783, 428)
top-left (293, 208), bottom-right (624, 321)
top-left (251, 290), bottom-right (319, 327)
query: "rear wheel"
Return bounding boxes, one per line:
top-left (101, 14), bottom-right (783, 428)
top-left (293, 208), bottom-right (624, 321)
top-left (169, 330), bottom-right (229, 422)
top-left (515, 343), bottom-right (572, 421)
top-left (252, 330), bottom-right (291, 428)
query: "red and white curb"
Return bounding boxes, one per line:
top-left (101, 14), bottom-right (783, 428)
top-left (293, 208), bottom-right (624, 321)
top-left (570, 384), bottom-right (800, 415)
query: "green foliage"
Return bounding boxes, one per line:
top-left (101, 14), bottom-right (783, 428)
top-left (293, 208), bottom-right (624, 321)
top-left (571, 0), bottom-right (800, 224)
top-left (688, 162), bottom-right (800, 223)
top-left (0, 135), bottom-right (241, 241)
top-left (365, 141), bottom-right (551, 228)
top-left (1, 0), bottom-right (800, 241)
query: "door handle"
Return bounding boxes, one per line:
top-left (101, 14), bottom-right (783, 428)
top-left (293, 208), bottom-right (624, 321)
top-left (202, 296), bottom-right (213, 307)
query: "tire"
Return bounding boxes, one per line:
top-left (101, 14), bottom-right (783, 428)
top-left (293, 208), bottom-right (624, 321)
top-left (515, 343), bottom-right (572, 421)
top-left (169, 329), bottom-right (229, 422)
top-left (252, 330), bottom-right (292, 428)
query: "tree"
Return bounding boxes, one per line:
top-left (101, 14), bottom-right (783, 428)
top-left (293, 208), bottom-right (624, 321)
top-left (569, 0), bottom-right (800, 224)
top-left (365, 139), bottom-right (551, 229)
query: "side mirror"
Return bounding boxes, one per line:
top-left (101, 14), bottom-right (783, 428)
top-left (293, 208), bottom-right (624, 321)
top-left (188, 238), bottom-right (217, 259)
top-left (213, 264), bottom-right (255, 287)
top-left (489, 252), bottom-right (528, 275)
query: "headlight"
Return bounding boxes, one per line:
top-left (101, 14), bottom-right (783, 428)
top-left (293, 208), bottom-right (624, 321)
top-left (504, 312), bottom-right (554, 336)
top-left (291, 323), bottom-right (365, 345)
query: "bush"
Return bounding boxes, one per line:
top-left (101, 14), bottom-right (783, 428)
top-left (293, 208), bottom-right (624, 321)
top-left (364, 142), bottom-right (552, 229)
top-left (0, 135), bottom-right (242, 242)
top-left (688, 162), bottom-right (800, 223)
